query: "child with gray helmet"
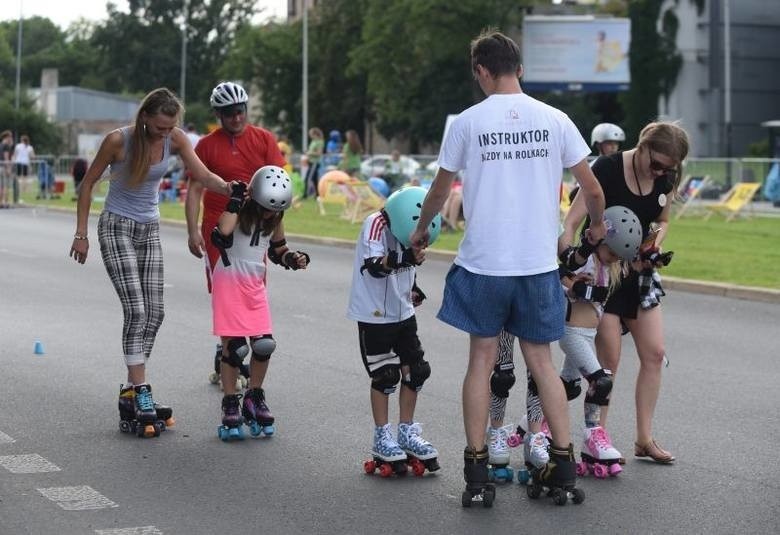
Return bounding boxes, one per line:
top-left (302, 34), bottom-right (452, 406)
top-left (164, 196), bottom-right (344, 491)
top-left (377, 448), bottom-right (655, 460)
top-left (347, 186), bottom-right (442, 477)
top-left (211, 165), bottom-right (310, 441)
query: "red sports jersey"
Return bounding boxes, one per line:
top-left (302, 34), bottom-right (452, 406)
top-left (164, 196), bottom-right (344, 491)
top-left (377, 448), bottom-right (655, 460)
top-left (195, 125), bottom-right (286, 272)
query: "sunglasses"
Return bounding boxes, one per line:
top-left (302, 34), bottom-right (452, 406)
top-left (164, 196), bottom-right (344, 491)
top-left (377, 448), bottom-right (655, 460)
top-left (649, 150), bottom-right (677, 175)
top-left (219, 104), bottom-right (247, 118)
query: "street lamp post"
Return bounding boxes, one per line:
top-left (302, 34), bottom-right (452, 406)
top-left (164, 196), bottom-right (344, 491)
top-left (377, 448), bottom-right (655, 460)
top-left (180, 1), bottom-right (189, 106)
top-left (15, 1), bottom-right (23, 110)
top-left (302, 0), bottom-right (309, 155)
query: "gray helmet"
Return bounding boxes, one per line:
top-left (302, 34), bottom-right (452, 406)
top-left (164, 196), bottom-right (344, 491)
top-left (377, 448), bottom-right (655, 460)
top-left (591, 123), bottom-right (625, 146)
top-left (210, 81), bottom-right (249, 108)
top-left (602, 205), bottom-right (642, 261)
top-left (249, 165), bottom-right (292, 212)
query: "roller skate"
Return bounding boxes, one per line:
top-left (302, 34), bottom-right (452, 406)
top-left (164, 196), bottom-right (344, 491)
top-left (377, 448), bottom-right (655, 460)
top-left (207, 344), bottom-right (249, 390)
top-left (527, 443), bottom-right (585, 506)
top-left (217, 393), bottom-right (245, 441)
top-left (577, 426), bottom-right (622, 478)
top-left (363, 424), bottom-right (408, 477)
top-left (118, 384), bottom-right (165, 438)
top-left (461, 446), bottom-right (495, 508)
top-left (487, 425), bottom-right (514, 483)
top-left (397, 422), bottom-right (440, 476)
top-left (242, 387), bottom-right (275, 437)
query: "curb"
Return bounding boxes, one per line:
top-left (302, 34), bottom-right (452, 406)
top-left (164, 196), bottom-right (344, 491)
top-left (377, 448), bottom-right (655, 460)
top-left (38, 204), bottom-right (780, 305)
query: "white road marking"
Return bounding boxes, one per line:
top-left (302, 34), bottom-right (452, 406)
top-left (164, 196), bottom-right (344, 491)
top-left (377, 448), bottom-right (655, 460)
top-left (0, 454), bottom-right (61, 473)
top-left (37, 485), bottom-right (118, 510)
top-left (95, 527), bottom-right (163, 535)
top-left (0, 430), bottom-right (15, 444)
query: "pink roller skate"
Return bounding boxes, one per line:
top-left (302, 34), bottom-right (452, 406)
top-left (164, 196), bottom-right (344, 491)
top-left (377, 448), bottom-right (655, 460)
top-left (577, 426), bottom-right (622, 478)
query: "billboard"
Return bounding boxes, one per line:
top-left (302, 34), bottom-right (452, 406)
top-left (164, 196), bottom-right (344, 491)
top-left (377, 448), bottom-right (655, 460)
top-left (522, 16), bottom-right (631, 92)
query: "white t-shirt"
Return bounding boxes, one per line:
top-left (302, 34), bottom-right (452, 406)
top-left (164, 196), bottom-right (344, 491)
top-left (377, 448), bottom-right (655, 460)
top-left (13, 143), bottom-right (34, 165)
top-left (347, 211), bottom-right (416, 324)
top-left (438, 93), bottom-right (590, 276)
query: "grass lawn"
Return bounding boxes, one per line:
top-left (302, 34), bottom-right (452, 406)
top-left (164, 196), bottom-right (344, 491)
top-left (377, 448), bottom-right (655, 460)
top-left (27, 178), bottom-right (780, 290)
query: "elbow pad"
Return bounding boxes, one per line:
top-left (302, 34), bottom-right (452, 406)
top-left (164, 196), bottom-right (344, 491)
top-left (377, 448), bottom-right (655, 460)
top-left (360, 257), bottom-right (392, 278)
top-left (211, 227), bottom-right (233, 267)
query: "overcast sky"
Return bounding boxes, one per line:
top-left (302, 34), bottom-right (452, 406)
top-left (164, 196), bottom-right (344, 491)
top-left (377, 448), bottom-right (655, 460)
top-left (0, 0), bottom-right (287, 29)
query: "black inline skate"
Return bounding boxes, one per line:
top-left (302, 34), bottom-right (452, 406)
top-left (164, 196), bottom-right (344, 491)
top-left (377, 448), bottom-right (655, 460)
top-left (527, 443), bottom-right (585, 505)
top-left (461, 446), bottom-right (496, 508)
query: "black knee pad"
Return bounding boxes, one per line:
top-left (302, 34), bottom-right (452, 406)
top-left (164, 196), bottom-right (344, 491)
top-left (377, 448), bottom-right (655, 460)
top-left (371, 364), bottom-right (401, 394)
top-left (401, 356), bottom-right (431, 392)
top-left (221, 338), bottom-right (249, 368)
top-left (561, 377), bottom-right (582, 401)
top-left (250, 335), bottom-right (276, 362)
top-left (585, 369), bottom-right (613, 406)
top-left (490, 363), bottom-right (515, 398)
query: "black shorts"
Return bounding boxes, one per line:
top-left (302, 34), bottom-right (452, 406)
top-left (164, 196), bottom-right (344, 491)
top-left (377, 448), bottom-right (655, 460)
top-left (357, 316), bottom-right (423, 377)
top-left (15, 163), bottom-right (28, 177)
top-left (603, 270), bottom-right (640, 320)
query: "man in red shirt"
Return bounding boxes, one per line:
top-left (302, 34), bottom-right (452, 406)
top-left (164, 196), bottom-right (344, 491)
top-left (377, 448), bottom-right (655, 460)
top-left (185, 81), bottom-right (287, 386)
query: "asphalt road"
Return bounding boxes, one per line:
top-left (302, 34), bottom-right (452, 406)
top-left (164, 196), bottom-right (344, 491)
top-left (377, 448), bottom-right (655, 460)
top-left (1, 207), bottom-right (778, 535)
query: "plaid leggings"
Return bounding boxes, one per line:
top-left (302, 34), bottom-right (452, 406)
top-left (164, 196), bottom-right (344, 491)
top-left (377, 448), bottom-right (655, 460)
top-left (98, 211), bottom-right (165, 366)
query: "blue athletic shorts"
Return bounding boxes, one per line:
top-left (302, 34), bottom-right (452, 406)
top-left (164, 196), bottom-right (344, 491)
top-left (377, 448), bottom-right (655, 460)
top-left (437, 264), bottom-right (565, 343)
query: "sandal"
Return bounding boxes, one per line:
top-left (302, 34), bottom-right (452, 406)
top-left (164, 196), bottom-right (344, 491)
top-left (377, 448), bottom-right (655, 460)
top-left (634, 439), bottom-right (675, 464)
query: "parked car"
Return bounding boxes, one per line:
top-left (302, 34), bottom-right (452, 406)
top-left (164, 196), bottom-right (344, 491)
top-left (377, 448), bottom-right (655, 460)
top-left (360, 154), bottom-right (421, 179)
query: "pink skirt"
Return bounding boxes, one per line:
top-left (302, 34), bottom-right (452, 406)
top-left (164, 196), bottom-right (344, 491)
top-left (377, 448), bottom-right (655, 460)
top-left (211, 269), bottom-right (272, 337)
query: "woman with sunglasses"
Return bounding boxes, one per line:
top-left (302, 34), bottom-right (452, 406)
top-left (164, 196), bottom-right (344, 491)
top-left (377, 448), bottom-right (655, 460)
top-left (561, 121), bottom-right (689, 465)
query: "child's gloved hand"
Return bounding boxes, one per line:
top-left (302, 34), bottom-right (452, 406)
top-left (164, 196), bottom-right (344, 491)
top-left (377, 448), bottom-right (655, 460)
top-left (225, 181), bottom-right (247, 213)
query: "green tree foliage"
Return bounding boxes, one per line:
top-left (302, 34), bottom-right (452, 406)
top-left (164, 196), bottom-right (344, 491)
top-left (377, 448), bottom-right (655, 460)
top-left (90, 0), bottom-right (256, 106)
top-left (350, 0), bottom-right (525, 150)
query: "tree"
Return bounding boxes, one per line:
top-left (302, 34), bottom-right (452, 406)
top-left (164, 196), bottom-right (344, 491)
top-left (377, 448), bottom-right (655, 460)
top-left (350, 0), bottom-right (526, 151)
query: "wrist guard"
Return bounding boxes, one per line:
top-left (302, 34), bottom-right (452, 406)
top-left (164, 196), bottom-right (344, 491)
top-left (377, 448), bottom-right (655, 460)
top-left (571, 281), bottom-right (609, 303)
top-left (361, 257), bottom-right (392, 278)
top-left (386, 248), bottom-right (418, 269)
top-left (641, 248), bottom-right (674, 267)
top-left (282, 250), bottom-right (310, 271)
top-left (411, 281), bottom-right (427, 307)
top-left (225, 182), bottom-right (247, 213)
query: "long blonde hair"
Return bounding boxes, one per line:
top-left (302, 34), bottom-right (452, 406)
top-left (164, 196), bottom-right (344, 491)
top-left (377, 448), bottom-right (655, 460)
top-left (128, 88), bottom-right (183, 187)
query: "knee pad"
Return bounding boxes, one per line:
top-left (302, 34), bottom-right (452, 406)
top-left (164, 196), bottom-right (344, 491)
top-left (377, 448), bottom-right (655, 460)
top-left (561, 377), bottom-right (582, 401)
top-left (221, 338), bottom-right (249, 368)
top-left (370, 364), bottom-right (401, 394)
top-left (401, 358), bottom-right (431, 392)
top-left (490, 363), bottom-right (515, 398)
top-left (250, 335), bottom-right (276, 362)
top-left (584, 369), bottom-right (613, 406)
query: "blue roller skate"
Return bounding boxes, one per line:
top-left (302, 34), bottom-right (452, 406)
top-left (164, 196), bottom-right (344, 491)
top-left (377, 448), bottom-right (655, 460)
top-left (398, 422), bottom-right (439, 476)
top-left (217, 393), bottom-right (245, 441)
top-left (487, 425), bottom-right (514, 483)
top-left (242, 387), bottom-right (275, 437)
top-left (363, 424), bottom-right (408, 477)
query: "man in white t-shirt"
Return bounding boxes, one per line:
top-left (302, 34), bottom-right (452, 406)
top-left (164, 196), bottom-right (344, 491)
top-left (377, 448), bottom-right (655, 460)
top-left (411, 30), bottom-right (606, 506)
top-left (185, 123), bottom-right (201, 149)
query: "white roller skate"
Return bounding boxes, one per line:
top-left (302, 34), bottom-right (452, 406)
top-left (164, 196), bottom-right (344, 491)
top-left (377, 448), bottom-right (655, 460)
top-left (364, 423), bottom-right (408, 477)
top-left (524, 431), bottom-right (550, 469)
top-left (577, 426), bottom-right (622, 478)
top-left (487, 425), bottom-right (514, 483)
top-left (398, 422), bottom-right (440, 475)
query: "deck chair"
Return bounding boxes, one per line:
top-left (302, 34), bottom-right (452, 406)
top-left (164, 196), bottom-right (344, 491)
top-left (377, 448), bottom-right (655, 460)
top-left (316, 179), bottom-right (350, 215)
top-left (560, 182), bottom-right (573, 217)
top-left (703, 182), bottom-right (761, 222)
top-left (674, 175), bottom-right (710, 219)
top-left (341, 180), bottom-right (386, 223)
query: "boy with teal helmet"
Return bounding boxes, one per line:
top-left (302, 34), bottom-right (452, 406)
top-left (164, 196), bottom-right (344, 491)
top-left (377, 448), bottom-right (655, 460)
top-left (347, 186), bottom-right (441, 477)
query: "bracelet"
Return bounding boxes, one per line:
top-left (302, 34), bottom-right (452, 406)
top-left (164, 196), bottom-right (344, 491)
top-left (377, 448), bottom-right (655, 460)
top-left (74, 234), bottom-right (88, 240)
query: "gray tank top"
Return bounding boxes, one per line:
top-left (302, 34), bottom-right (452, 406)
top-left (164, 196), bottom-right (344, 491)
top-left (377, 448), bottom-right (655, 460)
top-left (104, 126), bottom-right (171, 223)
